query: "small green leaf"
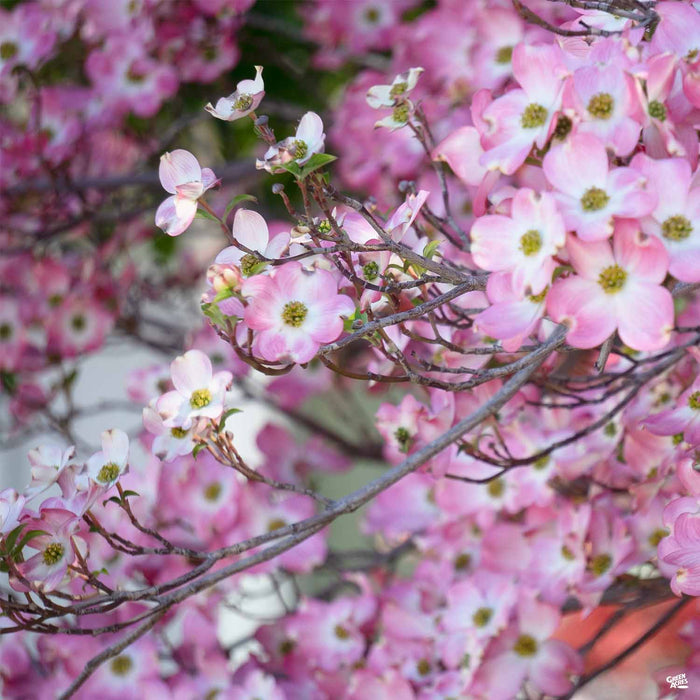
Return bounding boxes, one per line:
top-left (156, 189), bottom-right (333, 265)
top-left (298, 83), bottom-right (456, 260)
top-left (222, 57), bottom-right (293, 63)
top-left (422, 240), bottom-right (441, 260)
top-left (246, 260), bottom-right (269, 277)
top-left (3, 524), bottom-right (25, 554)
top-left (213, 288), bottom-right (235, 303)
top-left (195, 207), bottom-right (219, 222)
top-left (103, 496), bottom-right (122, 507)
top-left (280, 161), bottom-right (303, 179)
top-left (192, 443), bottom-right (207, 459)
top-left (300, 153), bottom-right (337, 178)
top-left (121, 490), bottom-right (140, 499)
top-left (14, 529), bottom-right (49, 554)
top-left (224, 194), bottom-right (258, 221)
top-left (216, 408), bottom-right (242, 433)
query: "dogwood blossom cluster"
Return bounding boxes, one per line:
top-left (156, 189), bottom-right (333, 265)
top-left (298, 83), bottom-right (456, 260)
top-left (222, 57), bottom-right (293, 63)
top-left (3, 1), bottom-right (700, 699)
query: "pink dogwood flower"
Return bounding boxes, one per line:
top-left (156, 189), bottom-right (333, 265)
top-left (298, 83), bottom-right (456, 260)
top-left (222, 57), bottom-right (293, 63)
top-left (155, 150), bottom-right (218, 237)
top-left (157, 350), bottom-right (233, 427)
top-left (547, 223), bottom-right (673, 351)
top-left (86, 428), bottom-right (129, 489)
top-left (26, 444), bottom-right (75, 498)
top-left (543, 132), bottom-right (656, 241)
top-left (215, 209), bottom-right (290, 276)
top-left (205, 65), bottom-right (264, 121)
top-left (471, 188), bottom-right (565, 295)
top-left (564, 39), bottom-right (643, 156)
top-left (474, 271), bottom-right (548, 351)
top-left (479, 43), bottom-right (569, 174)
top-left (0, 489), bottom-right (26, 536)
top-left (366, 67), bottom-right (423, 108)
top-left (15, 508), bottom-right (84, 593)
top-left (279, 111), bottom-right (326, 165)
top-left (645, 378), bottom-right (700, 446)
top-left (386, 189), bottom-right (429, 241)
top-left (632, 153), bottom-right (700, 282)
top-left (474, 595), bottom-right (582, 699)
top-left (243, 262), bottom-right (355, 364)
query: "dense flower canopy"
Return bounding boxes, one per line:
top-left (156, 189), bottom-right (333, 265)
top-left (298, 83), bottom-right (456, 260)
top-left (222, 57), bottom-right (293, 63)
top-left (2, 1), bottom-right (700, 699)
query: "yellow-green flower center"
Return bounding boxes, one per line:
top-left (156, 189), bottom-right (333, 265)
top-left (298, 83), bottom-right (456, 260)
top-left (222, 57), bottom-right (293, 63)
top-left (97, 462), bottom-right (121, 484)
top-left (533, 455), bottom-right (550, 470)
top-left (240, 253), bottom-right (263, 277)
top-left (233, 93), bottom-right (254, 112)
top-left (390, 81), bottom-right (408, 98)
top-left (317, 219), bottom-right (332, 234)
top-left (581, 186), bottom-right (610, 212)
top-left (648, 528), bottom-right (669, 547)
top-left (190, 388), bottom-right (212, 409)
top-left (416, 659), bottom-right (431, 676)
top-left (110, 655), bottom-right (133, 676)
top-left (495, 46), bottom-right (513, 64)
top-left (267, 518), bottom-right (287, 532)
top-left (71, 315), bottom-right (86, 332)
top-left (282, 300), bottom-right (308, 327)
top-left (0, 41), bottom-right (18, 60)
top-left (126, 66), bottom-right (145, 84)
top-left (42, 542), bottom-right (65, 566)
top-left (529, 287), bottom-right (548, 304)
top-left (514, 634), bottom-right (538, 657)
top-left (604, 422), bottom-right (617, 437)
top-left (394, 426), bottom-right (413, 453)
top-left (170, 427), bottom-right (188, 439)
top-left (392, 103), bottom-right (410, 124)
top-left (292, 140), bottom-right (308, 160)
top-left (561, 545), bottom-right (576, 561)
top-left (662, 215), bottom-right (693, 241)
top-left (554, 115), bottom-right (573, 140)
top-left (521, 103), bottom-right (548, 129)
top-left (589, 553), bottom-right (612, 576)
top-left (587, 92), bottom-right (614, 119)
top-left (454, 552), bottom-right (471, 571)
top-left (688, 391), bottom-right (700, 410)
top-left (472, 607), bottom-right (493, 627)
top-left (520, 229), bottom-right (543, 256)
top-left (278, 638), bottom-right (295, 655)
top-left (648, 100), bottom-right (667, 121)
top-left (487, 478), bottom-right (505, 498)
top-left (0, 323), bottom-right (11, 340)
top-left (598, 264), bottom-right (627, 293)
top-left (363, 261), bottom-right (380, 281)
top-left (204, 482), bottom-right (222, 501)
top-left (334, 624), bottom-right (350, 639)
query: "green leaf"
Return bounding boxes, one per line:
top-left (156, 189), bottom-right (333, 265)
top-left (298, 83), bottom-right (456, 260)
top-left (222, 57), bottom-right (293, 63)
top-left (3, 524), bottom-right (25, 555)
top-left (300, 153), bottom-right (337, 178)
top-left (192, 443), bottom-right (207, 459)
top-left (422, 240), bottom-right (441, 260)
top-left (216, 408), bottom-right (242, 433)
top-left (121, 490), bottom-right (140, 499)
top-left (280, 161), bottom-right (303, 179)
top-left (246, 260), bottom-right (269, 277)
top-left (213, 288), bottom-right (235, 303)
top-left (14, 529), bottom-right (49, 554)
top-left (195, 207), bottom-right (219, 222)
top-left (224, 194), bottom-right (258, 222)
top-left (103, 496), bottom-right (122, 507)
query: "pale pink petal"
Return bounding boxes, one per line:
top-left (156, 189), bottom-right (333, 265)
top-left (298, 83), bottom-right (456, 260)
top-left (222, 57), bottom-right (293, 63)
top-left (617, 282), bottom-right (673, 351)
top-left (159, 149), bottom-right (202, 193)
top-left (546, 276), bottom-right (615, 349)
top-left (233, 209), bottom-right (269, 252)
top-left (432, 126), bottom-right (487, 187)
top-left (265, 231), bottom-right (291, 259)
top-left (171, 350), bottom-right (212, 395)
top-left (613, 222), bottom-right (669, 283)
top-left (471, 215), bottom-right (519, 271)
top-left (101, 429), bottom-right (129, 467)
top-left (543, 132), bottom-right (608, 197)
